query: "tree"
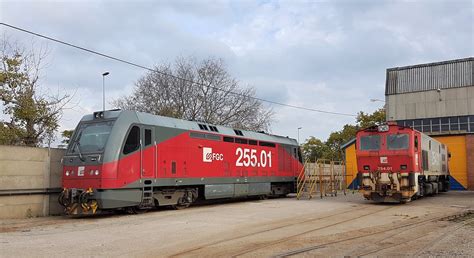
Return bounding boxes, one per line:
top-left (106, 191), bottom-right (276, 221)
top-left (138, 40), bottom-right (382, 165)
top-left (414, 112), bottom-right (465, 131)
top-left (356, 108), bottom-right (386, 128)
top-left (325, 124), bottom-right (358, 161)
top-left (61, 129), bottom-right (74, 144)
top-left (301, 136), bottom-right (330, 162)
top-left (113, 57), bottom-right (273, 131)
top-left (0, 37), bottom-right (72, 146)
top-left (300, 108), bottom-right (386, 161)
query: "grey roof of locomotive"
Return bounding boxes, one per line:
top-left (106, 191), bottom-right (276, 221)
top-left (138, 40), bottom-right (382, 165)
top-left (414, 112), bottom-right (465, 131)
top-left (81, 110), bottom-right (298, 146)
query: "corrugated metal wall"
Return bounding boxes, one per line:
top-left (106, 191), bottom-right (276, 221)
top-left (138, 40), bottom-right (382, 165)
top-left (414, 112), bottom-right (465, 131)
top-left (386, 57), bottom-right (473, 95)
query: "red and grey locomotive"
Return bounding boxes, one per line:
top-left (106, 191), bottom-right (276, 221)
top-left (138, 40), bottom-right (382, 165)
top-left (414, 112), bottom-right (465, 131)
top-left (59, 110), bottom-right (303, 214)
top-left (356, 123), bottom-right (450, 203)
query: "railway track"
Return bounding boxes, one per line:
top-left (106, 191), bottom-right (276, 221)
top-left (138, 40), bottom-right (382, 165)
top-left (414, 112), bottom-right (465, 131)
top-left (357, 216), bottom-right (474, 257)
top-left (275, 210), bottom-right (473, 257)
top-left (168, 205), bottom-right (366, 257)
top-left (170, 205), bottom-right (396, 257)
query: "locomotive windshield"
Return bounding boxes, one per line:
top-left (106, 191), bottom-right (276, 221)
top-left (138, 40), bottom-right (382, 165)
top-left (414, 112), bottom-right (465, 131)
top-left (387, 134), bottom-right (409, 150)
top-left (69, 121), bottom-right (115, 154)
top-left (359, 135), bottom-right (381, 150)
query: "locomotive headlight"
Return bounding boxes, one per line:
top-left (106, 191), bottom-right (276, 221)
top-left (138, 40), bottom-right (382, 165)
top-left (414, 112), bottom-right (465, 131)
top-left (378, 125), bottom-right (389, 132)
top-left (93, 111), bottom-right (104, 119)
top-left (363, 165), bottom-right (370, 170)
top-left (65, 171), bottom-right (70, 176)
top-left (95, 170), bottom-right (100, 176)
top-left (400, 165), bottom-right (407, 170)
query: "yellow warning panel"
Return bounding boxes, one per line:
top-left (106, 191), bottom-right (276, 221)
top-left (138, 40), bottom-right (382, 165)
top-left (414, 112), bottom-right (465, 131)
top-left (433, 135), bottom-right (467, 189)
top-left (344, 143), bottom-right (358, 188)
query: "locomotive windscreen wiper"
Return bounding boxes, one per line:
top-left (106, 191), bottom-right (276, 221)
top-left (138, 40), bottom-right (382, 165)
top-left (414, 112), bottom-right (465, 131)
top-left (73, 131), bottom-right (85, 161)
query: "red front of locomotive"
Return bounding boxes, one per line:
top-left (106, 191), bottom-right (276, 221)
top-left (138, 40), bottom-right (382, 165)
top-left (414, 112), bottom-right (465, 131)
top-left (356, 123), bottom-right (421, 202)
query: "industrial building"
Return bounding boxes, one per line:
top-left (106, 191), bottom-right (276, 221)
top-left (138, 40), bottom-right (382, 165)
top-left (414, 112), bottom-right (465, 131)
top-left (345, 57), bottom-right (474, 190)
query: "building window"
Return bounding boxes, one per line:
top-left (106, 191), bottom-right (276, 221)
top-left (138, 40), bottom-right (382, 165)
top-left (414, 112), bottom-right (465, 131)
top-left (460, 117), bottom-right (468, 131)
top-left (398, 115), bottom-right (473, 134)
top-left (422, 119), bottom-right (431, 133)
top-left (413, 120), bottom-right (422, 132)
top-left (431, 118), bottom-right (440, 133)
top-left (449, 117), bottom-right (459, 131)
top-left (469, 116), bottom-right (474, 132)
top-left (440, 117), bottom-right (449, 132)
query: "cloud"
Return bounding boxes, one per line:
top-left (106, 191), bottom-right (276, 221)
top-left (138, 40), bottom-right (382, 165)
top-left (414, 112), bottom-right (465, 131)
top-left (0, 0), bottom-right (472, 146)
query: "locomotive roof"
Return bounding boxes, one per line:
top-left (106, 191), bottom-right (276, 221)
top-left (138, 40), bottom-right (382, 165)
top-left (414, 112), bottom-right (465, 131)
top-left (81, 110), bottom-right (298, 146)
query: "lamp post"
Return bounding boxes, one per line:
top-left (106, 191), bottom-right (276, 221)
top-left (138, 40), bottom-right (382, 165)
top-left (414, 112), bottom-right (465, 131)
top-left (370, 98), bottom-right (387, 110)
top-left (297, 127), bottom-right (302, 145)
top-left (102, 72), bottom-right (110, 111)
top-left (370, 98), bottom-right (385, 103)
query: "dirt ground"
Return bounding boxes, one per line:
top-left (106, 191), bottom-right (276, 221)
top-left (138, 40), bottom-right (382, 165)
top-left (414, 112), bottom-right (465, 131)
top-left (1, 191), bottom-right (473, 257)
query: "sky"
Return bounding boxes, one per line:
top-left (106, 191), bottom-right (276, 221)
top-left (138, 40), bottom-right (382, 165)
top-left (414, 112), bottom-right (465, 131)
top-left (0, 0), bottom-right (473, 146)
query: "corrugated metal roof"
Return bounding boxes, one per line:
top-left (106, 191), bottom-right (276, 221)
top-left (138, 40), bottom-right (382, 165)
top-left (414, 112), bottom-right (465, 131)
top-left (385, 57), bottom-right (473, 95)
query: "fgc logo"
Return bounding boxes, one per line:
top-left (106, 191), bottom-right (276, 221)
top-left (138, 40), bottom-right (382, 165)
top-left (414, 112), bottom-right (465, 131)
top-left (203, 147), bottom-right (224, 163)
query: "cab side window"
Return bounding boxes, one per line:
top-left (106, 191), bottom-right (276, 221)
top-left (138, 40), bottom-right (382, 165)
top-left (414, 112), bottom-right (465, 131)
top-left (123, 126), bottom-right (140, 155)
top-left (414, 136), bottom-right (418, 151)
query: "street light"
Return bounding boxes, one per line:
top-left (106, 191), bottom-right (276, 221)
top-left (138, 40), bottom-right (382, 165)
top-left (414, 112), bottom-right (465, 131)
top-left (102, 72), bottom-right (110, 111)
top-left (297, 127), bottom-right (302, 145)
top-left (370, 98), bottom-right (385, 103)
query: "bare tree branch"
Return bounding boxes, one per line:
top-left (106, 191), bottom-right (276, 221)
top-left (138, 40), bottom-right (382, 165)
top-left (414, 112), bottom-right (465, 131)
top-left (113, 57), bottom-right (273, 131)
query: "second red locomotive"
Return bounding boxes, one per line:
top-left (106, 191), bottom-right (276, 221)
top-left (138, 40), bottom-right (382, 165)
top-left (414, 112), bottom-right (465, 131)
top-left (356, 123), bottom-right (450, 203)
top-left (59, 110), bottom-right (303, 214)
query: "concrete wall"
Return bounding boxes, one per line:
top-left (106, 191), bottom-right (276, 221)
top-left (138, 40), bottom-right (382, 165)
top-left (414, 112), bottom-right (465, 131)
top-left (386, 86), bottom-right (474, 121)
top-left (0, 145), bottom-right (65, 219)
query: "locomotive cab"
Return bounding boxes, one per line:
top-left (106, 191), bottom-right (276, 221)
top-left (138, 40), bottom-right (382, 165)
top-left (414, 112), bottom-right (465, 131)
top-left (60, 110), bottom-right (120, 214)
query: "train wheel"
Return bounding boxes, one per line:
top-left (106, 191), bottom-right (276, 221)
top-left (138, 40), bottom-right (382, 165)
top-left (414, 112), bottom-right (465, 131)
top-left (424, 183), bottom-right (433, 196)
top-left (433, 182), bottom-right (439, 194)
top-left (172, 196), bottom-right (192, 210)
top-left (418, 182), bottom-right (424, 198)
top-left (438, 182), bottom-right (444, 192)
